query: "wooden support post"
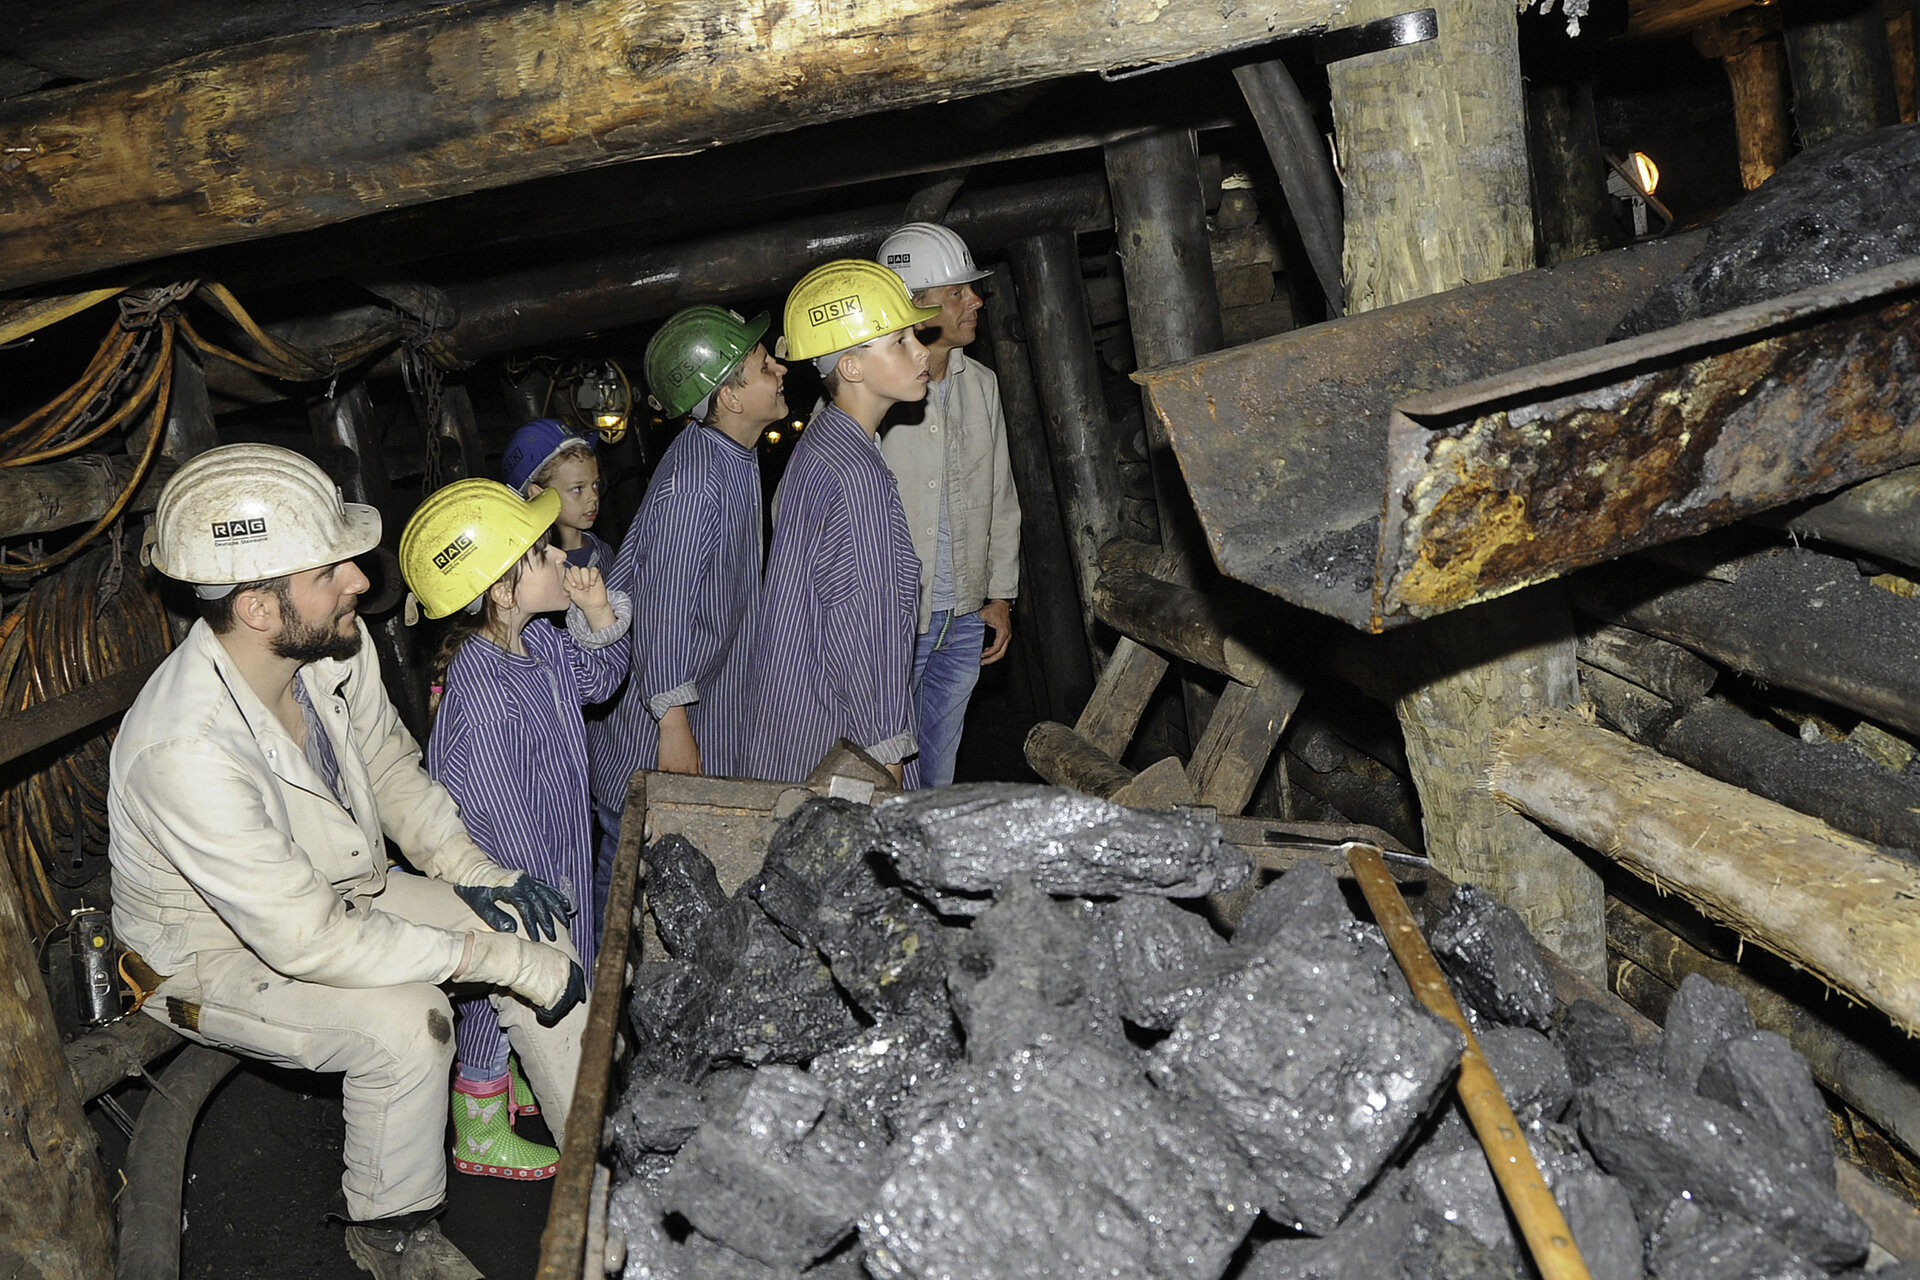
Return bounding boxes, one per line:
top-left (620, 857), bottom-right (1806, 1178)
top-left (1007, 231), bottom-right (1124, 649)
top-left (0, 853), bottom-right (114, 1279)
top-left (1103, 127), bottom-right (1223, 567)
top-left (1327, 0), bottom-right (1597, 974)
top-left (1104, 128), bottom-right (1226, 746)
top-left (978, 271), bottom-right (1096, 723)
top-left (1697, 13), bottom-right (1793, 191)
top-left (309, 383), bottom-right (430, 742)
top-left (1491, 707), bottom-right (1920, 1034)
top-left (1074, 637), bottom-right (1171, 759)
top-left (1525, 82), bottom-right (1612, 265)
top-left (1328, 0), bottom-right (1535, 313)
top-left (1390, 591), bottom-right (1602, 973)
top-left (1783, 0), bottom-right (1901, 147)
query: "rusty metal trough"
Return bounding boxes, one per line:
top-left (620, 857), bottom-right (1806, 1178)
top-left (1139, 237), bottom-right (1920, 632)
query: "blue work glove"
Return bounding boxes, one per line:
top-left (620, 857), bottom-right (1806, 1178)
top-left (455, 872), bottom-right (572, 942)
top-left (537, 960), bottom-right (588, 1027)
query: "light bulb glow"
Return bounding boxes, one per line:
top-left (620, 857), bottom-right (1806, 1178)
top-left (1631, 151), bottom-right (1660, 196)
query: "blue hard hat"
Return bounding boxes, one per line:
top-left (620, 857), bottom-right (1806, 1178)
top-left (502, 419), bottom-right (592, 494)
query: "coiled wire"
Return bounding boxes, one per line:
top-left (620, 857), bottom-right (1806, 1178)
top-left (0, 545), bottom-right (173, 938)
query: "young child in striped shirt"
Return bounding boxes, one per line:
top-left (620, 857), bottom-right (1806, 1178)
top-left (503, 418), bottom-right (614, 573)
top-left (399, 479), bottom-right (631, 1181)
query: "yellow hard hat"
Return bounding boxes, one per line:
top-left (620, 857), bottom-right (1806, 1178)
top-left (778, 259), bottom-right (940, 362)
top-left (398, 479), bottom-right (560, 620)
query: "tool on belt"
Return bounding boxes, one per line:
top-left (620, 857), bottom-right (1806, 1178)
top-left (120, 950), bottom-right (201, 1032)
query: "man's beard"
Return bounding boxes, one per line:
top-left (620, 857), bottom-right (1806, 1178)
top-left (270, 585), bottom-right (363, 664)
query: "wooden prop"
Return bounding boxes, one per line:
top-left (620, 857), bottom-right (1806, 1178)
top-left (1345, 842), bottom-right (1594, 1280)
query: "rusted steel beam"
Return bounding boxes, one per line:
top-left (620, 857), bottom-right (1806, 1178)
top-left (1136, 235), bottom-right (1700, 632)
top-left (1375, 253), bottom-right (1920, 625)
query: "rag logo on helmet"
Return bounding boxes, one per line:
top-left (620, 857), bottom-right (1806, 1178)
top-left (885, 252), bottom-right (912, 267)
top-left (432, 532), bottom-right (475, 573)
top-left (209, 517), bottom-right (268, 544)
top-left (808, 295), bottom-right (862, 327)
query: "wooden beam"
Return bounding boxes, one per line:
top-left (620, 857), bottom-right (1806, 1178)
top-left (1490, 707), bottom-right (1920, 1036)
top-left (0, 454), bottom-right (177, 541)
top-left (0, 0), bottom-right (1344, 292)
top-left (0, 854), bottom-right (114, 1278)
top-left (1572, 547), bottom-right (1920, 738)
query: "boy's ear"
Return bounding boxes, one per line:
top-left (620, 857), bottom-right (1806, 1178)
top-left (835, 350), bottom-right (864, 385)
top-left (525, 481), bottom-right (546, 498)
top-left (488, 577), bottom-right (517, 611)
top-left (715, 381), bottom-right (742, 417)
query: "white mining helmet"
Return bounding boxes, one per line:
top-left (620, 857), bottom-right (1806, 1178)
top-left (142, 443), bottom-right (382, 599)
top-left (877, 222), bottom-right (993, 294)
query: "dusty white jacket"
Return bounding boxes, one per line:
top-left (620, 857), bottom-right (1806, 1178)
top-left (877, 349), bottom-right (1022, 632)
top-left (108, 618), bottom-right (510, 987)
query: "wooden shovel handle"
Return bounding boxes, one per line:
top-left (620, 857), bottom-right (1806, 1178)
top-left (1346, 843), bottom-right (1594, 1280)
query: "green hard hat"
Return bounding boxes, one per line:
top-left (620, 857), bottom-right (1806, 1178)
top-left (644, 306), bottom-right (771, 420)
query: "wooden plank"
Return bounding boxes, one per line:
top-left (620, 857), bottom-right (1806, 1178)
top-left (1490, 707), bottom-right (1920, 1035)
top-left (0, 0), bottom-right (1348, 290)
top-left (1187, 669), bottom-right (1305, 814)
top-left (1072, 636), bottom-right (1169, 760)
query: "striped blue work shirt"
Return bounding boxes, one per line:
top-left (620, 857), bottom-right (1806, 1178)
top-left (590, 422), bottom-right (762, 796)
top-left (427, 615), bottom-right (629, 973)
top-left (741, 404), bottom-right (919, 782)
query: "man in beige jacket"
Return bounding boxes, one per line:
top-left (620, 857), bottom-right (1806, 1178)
top-left (109, 444), bottom-right (587, 1280)
top-left (876, 222), bottom-right (1023, 787)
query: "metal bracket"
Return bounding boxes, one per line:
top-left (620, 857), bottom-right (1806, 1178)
top-left (1314, 8), bottom-right (1439, 63)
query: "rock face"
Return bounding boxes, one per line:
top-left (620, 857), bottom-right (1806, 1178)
top-left (1612, 123), bottom-right (1920, 340)
top-left (606, 791), bottom-right (1863, 1280)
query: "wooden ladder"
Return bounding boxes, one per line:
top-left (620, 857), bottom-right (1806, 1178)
top-left (1024, 539), bottom-right (1305, 813)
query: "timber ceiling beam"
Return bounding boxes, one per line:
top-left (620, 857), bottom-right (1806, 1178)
top-left (0, 0), bottom-right (1343, 294)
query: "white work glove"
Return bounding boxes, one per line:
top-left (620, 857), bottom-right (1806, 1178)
top-left (457, 931), bottom-right (586, 1026)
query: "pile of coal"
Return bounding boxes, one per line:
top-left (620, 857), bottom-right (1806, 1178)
top-left (601, 782), bottom-right (1872, 1280)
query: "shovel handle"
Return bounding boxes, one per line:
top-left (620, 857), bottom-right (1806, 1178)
top-left (1345, 843), bottom-right (1594, 1280)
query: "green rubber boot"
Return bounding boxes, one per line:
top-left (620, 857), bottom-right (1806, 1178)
top-left (450, 1075), bottom-right (558, 1180)
top-left (506, 1053), bottom-right (540, 1122)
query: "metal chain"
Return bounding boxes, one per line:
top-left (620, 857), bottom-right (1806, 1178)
top-left (401, 341), bottom-right (447, 496)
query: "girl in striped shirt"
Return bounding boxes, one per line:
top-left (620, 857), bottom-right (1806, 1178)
top-left (399, 479), bottom-right (632, 1180)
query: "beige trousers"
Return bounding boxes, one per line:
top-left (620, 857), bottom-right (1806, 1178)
top-left (141, 871), bottom-right (586, 1221)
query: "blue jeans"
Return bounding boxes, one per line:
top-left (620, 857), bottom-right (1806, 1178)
top-left (909, 610), bottom-right (985, 788)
